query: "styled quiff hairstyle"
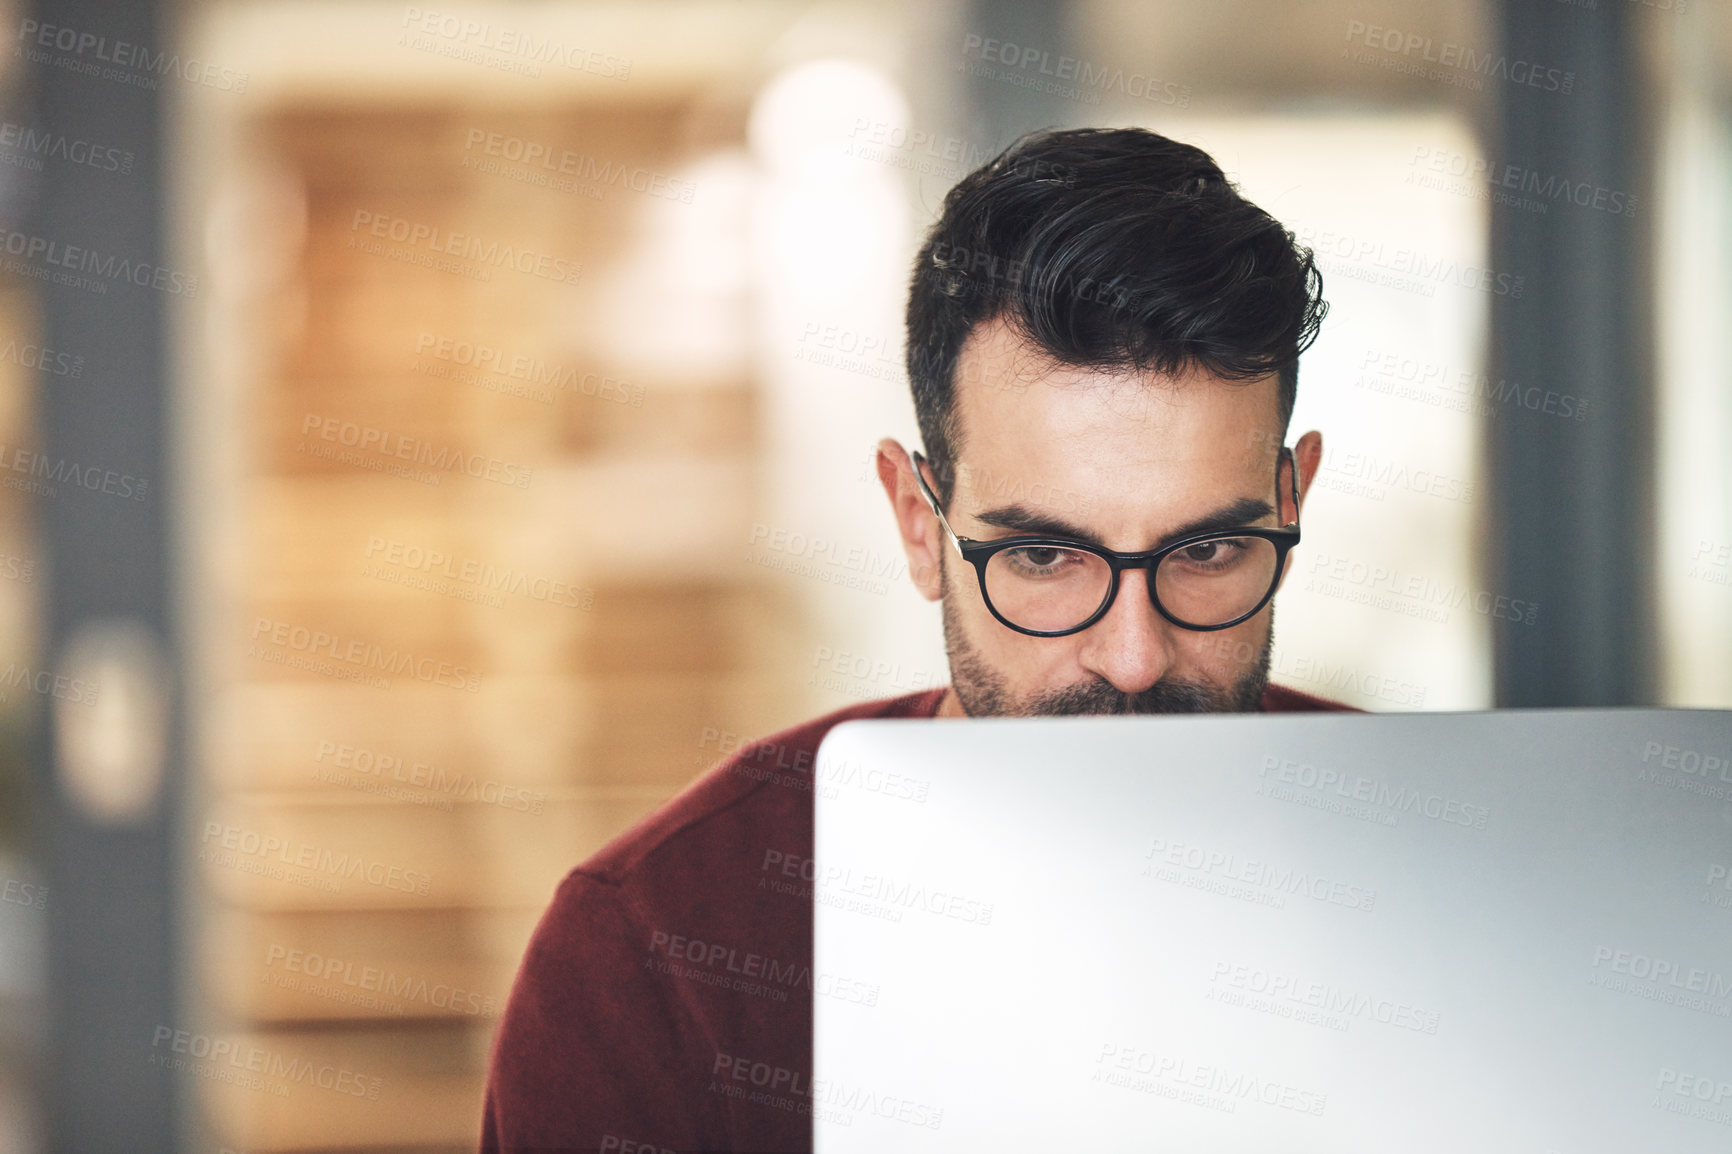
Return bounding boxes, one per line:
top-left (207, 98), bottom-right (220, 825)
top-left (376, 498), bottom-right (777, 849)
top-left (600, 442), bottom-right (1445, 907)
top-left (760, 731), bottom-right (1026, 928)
top-left (905, 126), bottom-right (1327, 498)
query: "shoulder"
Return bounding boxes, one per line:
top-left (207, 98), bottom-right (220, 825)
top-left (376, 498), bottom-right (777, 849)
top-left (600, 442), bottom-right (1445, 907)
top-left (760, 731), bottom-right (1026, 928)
top-left (574, 687), bottom-right (948, 887)
top-left (1260, 682), bottom-right (1363, 712)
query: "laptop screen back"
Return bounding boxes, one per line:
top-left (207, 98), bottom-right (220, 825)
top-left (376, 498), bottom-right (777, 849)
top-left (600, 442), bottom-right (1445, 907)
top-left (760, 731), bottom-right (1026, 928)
top-left (813, 709), bottom-right (1732, 1153)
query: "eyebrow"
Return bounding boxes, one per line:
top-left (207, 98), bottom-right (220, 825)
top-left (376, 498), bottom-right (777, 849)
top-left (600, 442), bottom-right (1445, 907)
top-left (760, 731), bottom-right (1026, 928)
top-left (972, 496), bottom-right (1277, 549)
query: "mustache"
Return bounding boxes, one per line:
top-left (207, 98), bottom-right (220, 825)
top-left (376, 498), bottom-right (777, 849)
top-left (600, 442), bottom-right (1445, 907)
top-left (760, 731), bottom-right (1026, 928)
top-left (1024, 676), bottom-right (1249, 716)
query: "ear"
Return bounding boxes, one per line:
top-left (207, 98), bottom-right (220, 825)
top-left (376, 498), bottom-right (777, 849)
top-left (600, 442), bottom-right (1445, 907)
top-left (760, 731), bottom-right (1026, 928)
top-left (1275, 429), bottom-right (1323, 591)
top-left (1290, 429), bottom-right (1323, 522)
top-left (875, 438), bottom-right (945, 601)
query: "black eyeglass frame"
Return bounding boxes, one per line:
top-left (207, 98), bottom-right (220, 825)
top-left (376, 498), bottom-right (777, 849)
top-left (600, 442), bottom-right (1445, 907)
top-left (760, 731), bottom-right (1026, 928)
top-left (911, 448), bottom-right (1303, 637)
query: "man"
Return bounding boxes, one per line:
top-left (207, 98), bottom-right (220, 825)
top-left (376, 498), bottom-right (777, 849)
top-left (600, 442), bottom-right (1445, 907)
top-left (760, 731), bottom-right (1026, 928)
top-left (481, 126), bottom-right (1348, 1153)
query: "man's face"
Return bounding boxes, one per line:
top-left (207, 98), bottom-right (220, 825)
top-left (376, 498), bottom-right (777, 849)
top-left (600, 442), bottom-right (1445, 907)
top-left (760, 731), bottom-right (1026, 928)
top-left (882, 316), bottom-right (1318, 717)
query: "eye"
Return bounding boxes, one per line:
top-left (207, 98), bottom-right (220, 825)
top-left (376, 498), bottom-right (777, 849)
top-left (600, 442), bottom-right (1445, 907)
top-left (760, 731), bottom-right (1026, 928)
top-left (1172, 539), bottom-right (1248, 569)
top-left (1000, 545), bottom-right (1088, 577)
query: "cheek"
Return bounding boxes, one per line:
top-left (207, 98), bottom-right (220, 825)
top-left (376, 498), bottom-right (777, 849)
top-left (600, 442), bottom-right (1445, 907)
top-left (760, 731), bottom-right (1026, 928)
top-left (949, 574), bottom-right (1082, 675)
top-left (992, 630), bottom-right (1080, 677)
top-left (1182, 618), bottom-right (1270, 678)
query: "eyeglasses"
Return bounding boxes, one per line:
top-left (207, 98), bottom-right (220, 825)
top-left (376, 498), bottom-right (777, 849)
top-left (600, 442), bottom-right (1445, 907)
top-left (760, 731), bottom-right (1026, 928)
top-left (911, 449), bottom-right (1302, 637)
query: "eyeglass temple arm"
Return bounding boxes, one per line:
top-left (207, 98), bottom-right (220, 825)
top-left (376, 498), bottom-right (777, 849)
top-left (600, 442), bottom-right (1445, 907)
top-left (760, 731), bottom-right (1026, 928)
top-left (910, 452), bottom-right (964, 545)
top-left (1281, 445), bottom-right (1301, 529)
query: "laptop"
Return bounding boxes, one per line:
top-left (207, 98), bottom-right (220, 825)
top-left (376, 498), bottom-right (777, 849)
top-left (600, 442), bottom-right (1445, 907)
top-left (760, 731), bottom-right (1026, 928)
top-left (812, 708), bottom-right (1732, 1152)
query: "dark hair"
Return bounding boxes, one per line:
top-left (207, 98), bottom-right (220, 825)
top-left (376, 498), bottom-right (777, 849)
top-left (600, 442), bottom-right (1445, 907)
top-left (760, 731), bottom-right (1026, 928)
top-left (905, 127), bottom-right (1326, 498)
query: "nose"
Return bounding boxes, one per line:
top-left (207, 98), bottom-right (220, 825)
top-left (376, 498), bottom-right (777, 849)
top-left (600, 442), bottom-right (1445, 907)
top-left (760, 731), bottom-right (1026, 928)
top-left (1075, 567), bottom-right (1178, 695)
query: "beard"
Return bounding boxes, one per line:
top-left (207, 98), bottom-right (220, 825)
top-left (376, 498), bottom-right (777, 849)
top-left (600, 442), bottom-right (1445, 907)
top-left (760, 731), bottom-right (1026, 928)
top-left (939, 553), bottom-right (1273, 717)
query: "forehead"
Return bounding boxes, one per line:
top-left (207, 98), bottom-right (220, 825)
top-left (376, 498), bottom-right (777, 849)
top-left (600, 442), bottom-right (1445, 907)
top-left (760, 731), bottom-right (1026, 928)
top-left (949, 317), bottom-right (1284, 500)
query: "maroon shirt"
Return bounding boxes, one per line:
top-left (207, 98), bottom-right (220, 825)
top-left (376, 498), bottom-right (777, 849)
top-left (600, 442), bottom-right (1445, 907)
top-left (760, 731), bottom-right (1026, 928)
top-left (481, 684), bottom-right (1354, 1153)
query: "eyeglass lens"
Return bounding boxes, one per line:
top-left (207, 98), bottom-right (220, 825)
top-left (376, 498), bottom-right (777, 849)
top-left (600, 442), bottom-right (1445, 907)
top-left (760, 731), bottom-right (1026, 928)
top-left (982, 536), bottom-right (1280, 632)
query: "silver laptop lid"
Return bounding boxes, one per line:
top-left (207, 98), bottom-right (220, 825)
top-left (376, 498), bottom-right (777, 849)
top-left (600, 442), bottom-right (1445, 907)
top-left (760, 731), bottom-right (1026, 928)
top-left (813, 709), bottom-right (1732, 1153)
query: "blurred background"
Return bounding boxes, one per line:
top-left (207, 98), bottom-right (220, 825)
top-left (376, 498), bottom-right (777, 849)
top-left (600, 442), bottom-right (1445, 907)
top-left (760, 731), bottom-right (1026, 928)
top-left (0, 0), bottom-right (1726, 1150)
